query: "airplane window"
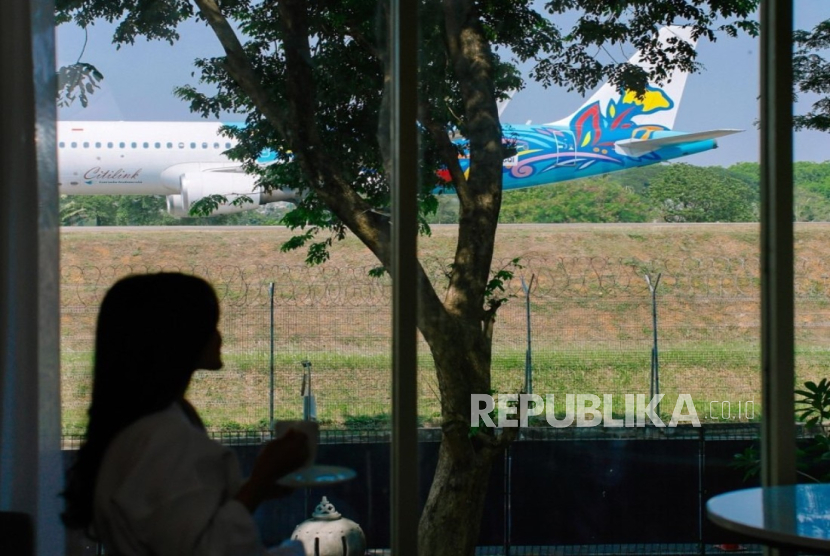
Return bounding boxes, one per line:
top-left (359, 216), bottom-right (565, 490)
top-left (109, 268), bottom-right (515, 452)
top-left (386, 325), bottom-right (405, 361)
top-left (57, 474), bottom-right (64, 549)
top-left (59, 142), bottom-right (65, 148)
top-left (225, 142), bottom-right (231, 148)
top-left (190, 142), bottom-right (196, 149)
top-left (83, 142), bottom-right (89, 148)
top-left (213, 143), bottom-right (220, 149)
top-left (118, 142), bottom-right (124, 148)
top-left (167, 142), bottom-right (173, 149)
top-left (202, 142), bottom-right (208, 149)
top-left (108, 142), bottom-right (114, 148)
top-left (154, 142), bottom-right (161, 149)
top-left (71, 142), bottom-right (77, 148)
top-left (144, 142), bottom-right (149, 148)
top-left (95, 142), bottom-right (101, 148)
top-left (131, 142), bottom-right (138, 148)
top-left (178, 142), bottom-right (185, 149)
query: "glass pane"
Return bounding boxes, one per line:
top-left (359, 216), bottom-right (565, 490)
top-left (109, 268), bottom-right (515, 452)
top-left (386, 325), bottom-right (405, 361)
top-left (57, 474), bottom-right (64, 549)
top-left (793, 0), bottom-right (830, 429)
top-left (57, 4), bottom-right (397, 556)
top-left (706, 3), bottom-right (829, 553)
top-left (415, 6), bottom-right (775, 555)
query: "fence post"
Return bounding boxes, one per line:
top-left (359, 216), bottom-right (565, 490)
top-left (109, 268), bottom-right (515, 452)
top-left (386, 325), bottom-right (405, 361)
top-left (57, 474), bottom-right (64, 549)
top-left (521, 275), bottom-right (536, 395)
top-left (301, 360), bottom-right (317, 421)
top-left (645, 273), bottom-right (662, 416)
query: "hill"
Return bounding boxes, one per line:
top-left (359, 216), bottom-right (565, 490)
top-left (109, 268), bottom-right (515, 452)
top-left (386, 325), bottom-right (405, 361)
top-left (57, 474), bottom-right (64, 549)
top-left (59, 224), bottom-right (830, 431)
top-left (61, 222), bottom-right (770, 267)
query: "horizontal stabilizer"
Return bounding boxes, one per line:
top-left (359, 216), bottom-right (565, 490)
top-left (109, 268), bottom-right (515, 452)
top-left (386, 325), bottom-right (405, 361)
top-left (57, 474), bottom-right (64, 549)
top-left (614, 129), bottom-right (743, 156)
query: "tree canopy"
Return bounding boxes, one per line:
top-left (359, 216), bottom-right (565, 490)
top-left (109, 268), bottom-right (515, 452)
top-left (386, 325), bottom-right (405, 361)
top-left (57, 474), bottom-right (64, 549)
top-left (794, 18), bottom-right (830, 132)
top-left (649, 163), bottom-right (757, 222)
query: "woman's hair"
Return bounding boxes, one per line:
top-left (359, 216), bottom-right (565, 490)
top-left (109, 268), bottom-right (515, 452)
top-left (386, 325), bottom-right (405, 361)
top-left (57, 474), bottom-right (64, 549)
top-left (62, 272), bottom-right (220, 532)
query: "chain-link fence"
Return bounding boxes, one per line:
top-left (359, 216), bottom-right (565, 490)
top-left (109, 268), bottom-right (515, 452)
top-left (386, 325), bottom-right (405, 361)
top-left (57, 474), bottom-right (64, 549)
top-left (60, 257), bottom-right (830, 435)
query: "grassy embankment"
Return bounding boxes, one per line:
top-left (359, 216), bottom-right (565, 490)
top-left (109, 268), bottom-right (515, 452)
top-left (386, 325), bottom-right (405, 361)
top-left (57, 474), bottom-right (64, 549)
top-left (60, 224), bottom-right (830, 431)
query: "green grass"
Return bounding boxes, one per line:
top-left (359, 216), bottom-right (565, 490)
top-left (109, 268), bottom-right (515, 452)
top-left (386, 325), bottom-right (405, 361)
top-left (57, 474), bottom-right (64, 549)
top-left (60, 344), bottom-right (829, 433)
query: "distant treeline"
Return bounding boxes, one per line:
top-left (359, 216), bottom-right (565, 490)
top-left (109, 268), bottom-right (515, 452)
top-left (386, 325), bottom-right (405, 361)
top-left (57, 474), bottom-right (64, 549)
top-left (60, 161), bottom-right (830, 226)
top-left (447, 161), bottom-right (830, 224)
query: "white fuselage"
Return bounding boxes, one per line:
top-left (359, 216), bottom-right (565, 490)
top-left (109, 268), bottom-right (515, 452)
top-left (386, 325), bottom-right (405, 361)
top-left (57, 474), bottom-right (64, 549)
top-left (57, 121), bottom-right (243, 195)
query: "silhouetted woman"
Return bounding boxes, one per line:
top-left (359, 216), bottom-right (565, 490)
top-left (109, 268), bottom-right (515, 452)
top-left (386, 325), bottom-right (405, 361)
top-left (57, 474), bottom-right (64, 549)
top-left (62, 272), bottom-right (307, 555)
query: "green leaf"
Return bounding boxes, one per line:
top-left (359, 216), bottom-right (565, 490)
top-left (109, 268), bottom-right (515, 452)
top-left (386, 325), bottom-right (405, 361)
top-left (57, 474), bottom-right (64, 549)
top-left (189, 194), bottom-right (227, 217)
top-left (368, 266), bottom-right (388, 278)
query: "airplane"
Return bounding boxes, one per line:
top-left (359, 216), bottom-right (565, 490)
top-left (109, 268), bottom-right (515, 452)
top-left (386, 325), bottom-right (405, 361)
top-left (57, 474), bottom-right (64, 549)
top-left (439, 26), bottom-right (741, 191)
top-left (58, 26), bottom-right (740, 217)
top-left (57, 121), bottom-right (297, 216)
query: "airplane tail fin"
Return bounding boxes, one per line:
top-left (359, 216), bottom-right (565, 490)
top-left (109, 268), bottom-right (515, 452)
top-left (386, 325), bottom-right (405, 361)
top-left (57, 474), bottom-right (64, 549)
top-left (548, 26), bottom-right (696, 130)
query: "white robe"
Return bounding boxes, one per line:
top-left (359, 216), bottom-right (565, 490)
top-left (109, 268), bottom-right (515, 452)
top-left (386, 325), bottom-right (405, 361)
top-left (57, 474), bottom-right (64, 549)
top-left (93, 403), bottom-right (302, 556)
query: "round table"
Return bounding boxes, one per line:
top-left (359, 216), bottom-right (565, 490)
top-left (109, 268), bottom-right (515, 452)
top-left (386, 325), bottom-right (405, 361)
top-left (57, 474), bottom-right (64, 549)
top-left (707, 484), bottom-right (830, 554)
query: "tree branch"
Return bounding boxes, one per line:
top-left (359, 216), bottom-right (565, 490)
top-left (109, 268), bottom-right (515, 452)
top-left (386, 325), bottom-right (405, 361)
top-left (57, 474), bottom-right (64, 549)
top-left (418, 99), bottom-right (468, 187)
top-left (193, 0), bottom-right (290, 139)
top-left (194, 0), bottom-right (391, 268)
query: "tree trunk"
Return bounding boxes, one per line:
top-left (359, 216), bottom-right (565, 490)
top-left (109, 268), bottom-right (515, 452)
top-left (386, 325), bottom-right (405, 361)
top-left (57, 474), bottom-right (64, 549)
top-left (419, 441), bottom-right (495, 556)
top-left (415, 310), bottom-right (511, 556)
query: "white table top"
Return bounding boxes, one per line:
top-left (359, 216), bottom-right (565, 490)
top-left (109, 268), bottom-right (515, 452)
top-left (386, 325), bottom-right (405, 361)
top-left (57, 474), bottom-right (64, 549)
top-left (707, 484), bottom-right (830, 553)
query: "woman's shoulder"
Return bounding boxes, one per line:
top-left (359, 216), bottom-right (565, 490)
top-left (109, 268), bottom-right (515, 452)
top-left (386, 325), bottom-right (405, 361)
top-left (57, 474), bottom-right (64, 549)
top-left (124, 402), bottom-right (198, 434)
top-left (106, 403), bottom-right (225, 464)
top-left (96, 403), bottom-right (236, 505)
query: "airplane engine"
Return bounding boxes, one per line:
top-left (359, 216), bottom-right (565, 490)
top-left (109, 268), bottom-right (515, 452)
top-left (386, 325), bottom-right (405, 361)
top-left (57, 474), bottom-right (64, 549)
top-left (165, 172), bottom-right (297, 216)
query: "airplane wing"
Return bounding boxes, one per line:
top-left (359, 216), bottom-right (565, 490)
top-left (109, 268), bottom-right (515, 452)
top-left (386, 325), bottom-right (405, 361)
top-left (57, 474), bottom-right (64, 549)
top-left (614, 129), bottom-right (743, 157)
top-left (206, 166), bottom-right (246, 173)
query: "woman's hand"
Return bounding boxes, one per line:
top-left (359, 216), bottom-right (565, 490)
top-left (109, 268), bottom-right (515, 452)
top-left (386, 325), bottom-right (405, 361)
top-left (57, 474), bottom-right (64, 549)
top-left (255, 429), bottom-right (311, 480)
top-left (235, 429), bottom-right (311, 512)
